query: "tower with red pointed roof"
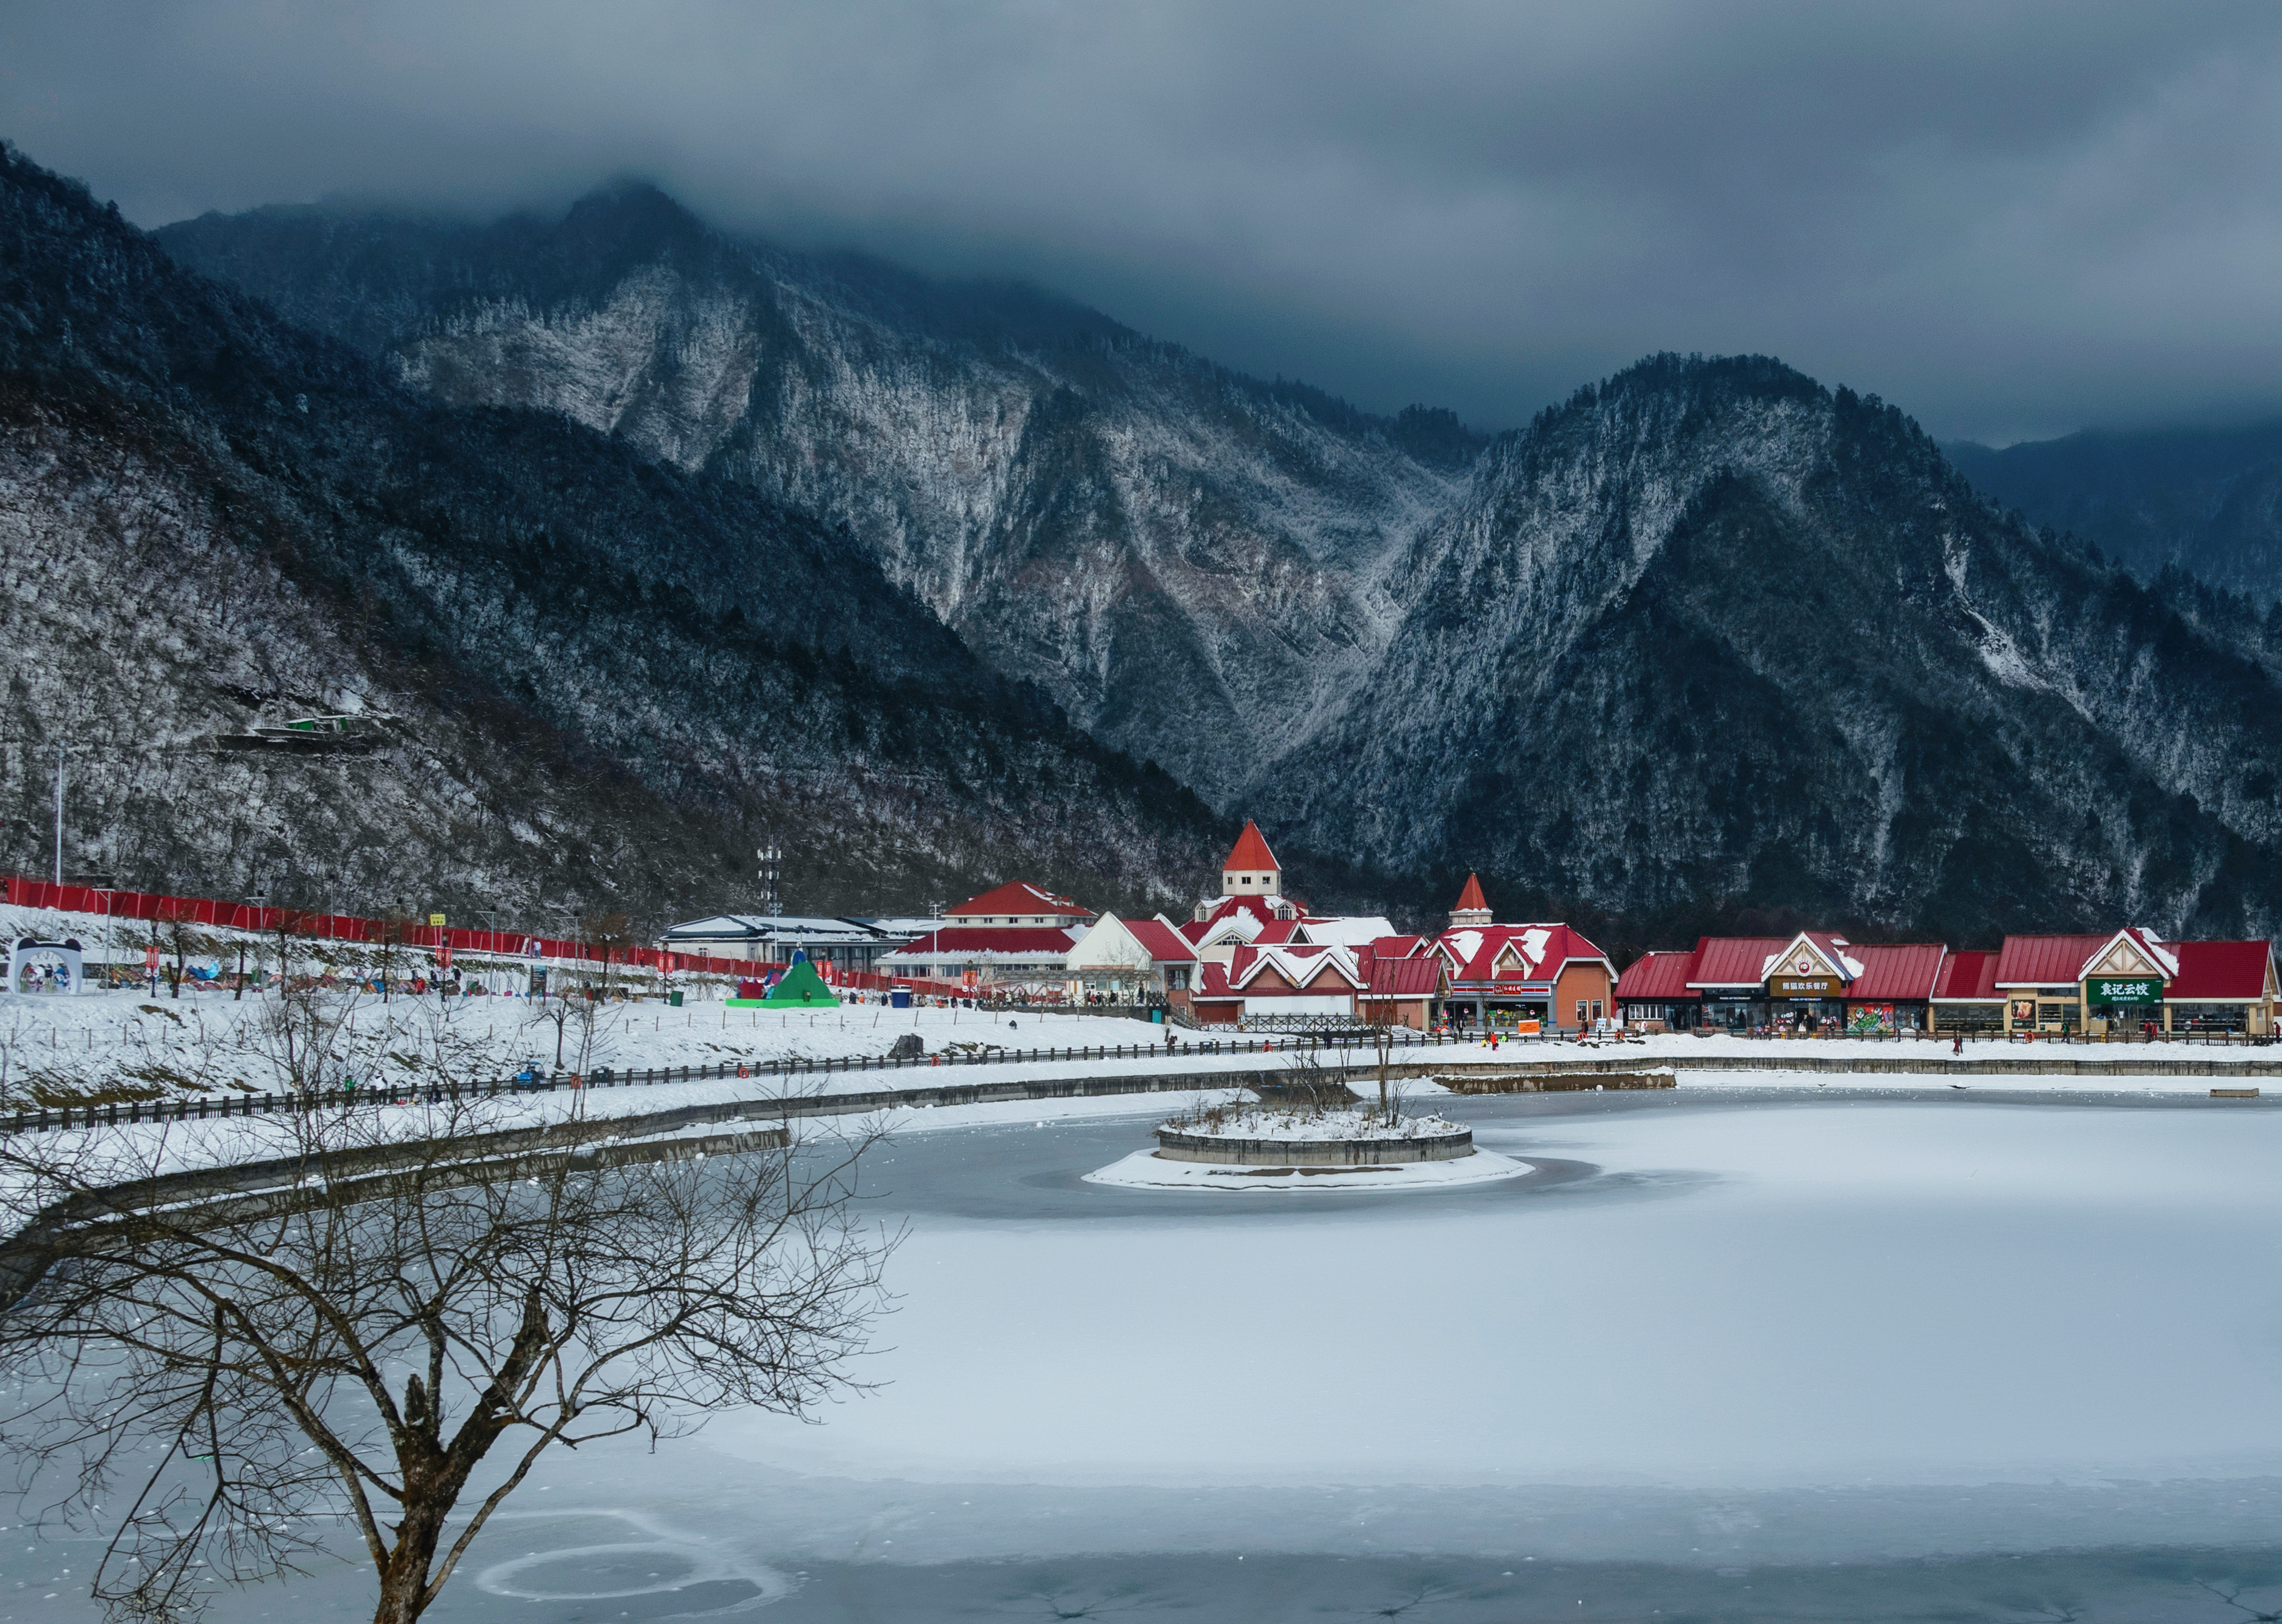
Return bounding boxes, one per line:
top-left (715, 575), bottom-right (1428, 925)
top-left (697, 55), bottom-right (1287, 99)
top-left (1221, 820), bottom-right (1280, 899)
top-left (1449, 873), bottom-right (1491, 928)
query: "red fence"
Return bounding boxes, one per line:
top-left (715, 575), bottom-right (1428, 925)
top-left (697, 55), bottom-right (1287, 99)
top-left (2, 876), bottom-right (758, 977)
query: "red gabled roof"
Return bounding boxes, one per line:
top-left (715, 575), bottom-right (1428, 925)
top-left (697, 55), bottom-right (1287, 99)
top-left (888, 927), bottom-right (1080, 956)
top-left (1932, 949), bottom-right (2000, 1000)
top-left (1372, 934), bottom-right (1426, 958)
top-left (1845, 943), bottom-right (1946, 1002)
top-left (1616, 949), bottom-right (1699, 1000)
top-left (1992, 934), bottom-right (2111, 986)
top-left (1686, 936), bottom-right (1790, 988)
top-left (1123, 918), bottom-right (1199, 964)
top-left (1369, 957), bottom-right (1443, 997)
top-left (947, 881), bottom-right (1090, 919)
top-left (2166, 939), bottom-right (2274, 1000)
top-left (1223, 820), bottom-right (1280, 873)
top-left (1253, 919), bottom-right (1304, 946)
top-left (1435, 922), bottom-right (1611, 984)
top-left (1453, 873), bottom-right (1488, 913)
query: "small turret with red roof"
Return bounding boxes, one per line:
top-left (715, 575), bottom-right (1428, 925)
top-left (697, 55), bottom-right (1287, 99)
top-left (1449, 873), bottom-right (1492, 928)
top-left (1220, 820), bottom-right (1281, 898)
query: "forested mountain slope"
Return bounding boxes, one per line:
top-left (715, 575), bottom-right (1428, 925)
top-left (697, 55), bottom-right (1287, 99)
top-left (1264, 359), bottom-right (2282, 941)
top-left (158, 185), bottom-right (1478, 804)
top-left (0, 146), bottom-right (1223, 922)
top-left (134, 178), bottom-right (2282, 938)
top-left (1948, 423), bottom-right (2282, 609)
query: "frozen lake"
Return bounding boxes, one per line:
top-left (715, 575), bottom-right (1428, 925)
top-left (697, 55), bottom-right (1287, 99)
top-left (11, 1088), bottom-right (2282, 1621)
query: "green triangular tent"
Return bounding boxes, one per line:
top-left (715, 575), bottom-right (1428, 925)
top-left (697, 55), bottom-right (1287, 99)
top-left (760, 954), bottom-right (839, 1008)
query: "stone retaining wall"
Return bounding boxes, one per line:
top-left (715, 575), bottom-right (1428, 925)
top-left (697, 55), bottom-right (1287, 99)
top-left (1152, 1125), bottom-right (1474, 1166)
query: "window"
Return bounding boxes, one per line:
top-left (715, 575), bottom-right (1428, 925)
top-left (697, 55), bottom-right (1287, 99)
top-left (1241, 876), bottom-right (1253, 887)
top-left (1591, 1000), bottom-right (1603, 1022)
top-left (1576, 1000), bottom-right (1587, 1025)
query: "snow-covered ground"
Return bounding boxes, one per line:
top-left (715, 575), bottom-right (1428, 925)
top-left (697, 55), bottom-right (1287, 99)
top-left (0, 980), bottom-right (1183, 1101)
top-left (4, 977), bottom-right (2271, 1112)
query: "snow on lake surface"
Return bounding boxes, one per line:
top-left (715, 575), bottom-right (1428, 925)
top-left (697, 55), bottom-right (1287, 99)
top-left (705, 1094), bottom-right (2282, 1490)
top-left (13, 1089), bottom-right (2282, 1622)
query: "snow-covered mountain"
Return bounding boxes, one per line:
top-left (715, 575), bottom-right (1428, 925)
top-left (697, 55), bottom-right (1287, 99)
top-left (0, 149), bottom-right (1223, 922)
top-left (110, 178), bottom-right (2282, 937)
top-left (1949, 422), bottom-right (2282, 608)
top-left (1263, 358), bottom-right (2282, 937)
top-left (158, 184), bottom-right (1478, 806)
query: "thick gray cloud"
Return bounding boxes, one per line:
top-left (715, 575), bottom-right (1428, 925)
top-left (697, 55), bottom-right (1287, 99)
top-left (5, 1), bottom-right (2280, 441)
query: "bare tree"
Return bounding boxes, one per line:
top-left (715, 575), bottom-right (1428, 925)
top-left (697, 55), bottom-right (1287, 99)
top-left (244, 976), bottom-right (364, 1095)
top-left (0, 1099), bottom-right (895, 1624)
top-left (370, 911), bottom-right (418, 1004)
top-left (148, 901), bottom-right (209, 1002)
top-left (522, 979), bottom-right (619, 1075)
top-left (581, 911), bottom-right (639, 1001)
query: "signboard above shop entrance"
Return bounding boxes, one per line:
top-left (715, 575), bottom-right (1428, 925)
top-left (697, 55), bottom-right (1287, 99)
top-left (1771, 976), bottom-right (1842, 997)
top-left (2088, 976), bottom-right (2162, 1006)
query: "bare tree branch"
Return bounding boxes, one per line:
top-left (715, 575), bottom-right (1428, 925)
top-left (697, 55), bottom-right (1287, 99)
top-left (0, 1092), bottom-right (897, 1624)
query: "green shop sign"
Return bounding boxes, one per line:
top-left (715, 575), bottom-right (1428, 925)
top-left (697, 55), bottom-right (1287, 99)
top-left (2087, 976), bottom-right (2162, 1006)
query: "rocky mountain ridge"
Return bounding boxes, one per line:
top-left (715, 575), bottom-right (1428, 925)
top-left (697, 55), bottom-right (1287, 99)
top-left (0, 148), bottom-right (1224, 924)
top-left (158, 186), bottom-right (1478, 805)
top-left (96, 174), bottom-right (2282, 938)
top-left (1268, 359), bottom-right (2282, 938)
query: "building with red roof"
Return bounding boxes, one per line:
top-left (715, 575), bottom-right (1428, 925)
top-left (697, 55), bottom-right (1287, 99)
top-left (1621, 932), bottom-right (1948, 1031)
top-left (876, 879), bottom-right (1097, 993)
top-left (1362, 954), bottom-right (1448, 1030)
top-left (944, 882), bottom-right (1094, 928)
top-left (1220, 821), bottom-right (1282, 896)
top-left (1419, 877), bottom-right (1613, 1031)
top-left (1995, 928), bottom-right (2275, 1035)
top-left (2165, 941), bottom-right (2279, 1032)
top-left (1184, 821), bottom-right (1393, 961)
top-left (1191, 942), bottom-right (1373, 1026)
top-left (1614, 925), bottom-right (2277, 1035)
top-left (1614, 949), bottom-right (1700, 1028)
top-left (1063, 913), bottom-right (1202, 1011)
top-left (881, 925), bottom-right (1088, 990)
top-left (1928, 949), bottom-right (2003, 1031)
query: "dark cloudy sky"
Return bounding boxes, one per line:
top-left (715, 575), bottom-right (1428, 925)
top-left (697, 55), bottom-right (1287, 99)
top-left (6, 2), bottom-right (2281, 443)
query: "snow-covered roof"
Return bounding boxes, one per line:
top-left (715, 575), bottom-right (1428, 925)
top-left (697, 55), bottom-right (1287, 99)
top-left (1298, 915), bottom-right (1397, 950)
top-left (1064, 915), bottom-right (1199, 970)
top-left (662, 915), bottom-right (902, 946)
top-left (1194, 942), bottom-right (1369, 1002)
top-left (1433, 922), bottom-right (1610, 985)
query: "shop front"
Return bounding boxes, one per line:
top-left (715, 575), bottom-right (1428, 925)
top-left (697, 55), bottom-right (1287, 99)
top-left (1765, 970), bottom-right (1845, 1029)
top-left (2085, 973), bottom-right (2164, 1036)
top-left (1758, 932), bottom-right (1863, 1032)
